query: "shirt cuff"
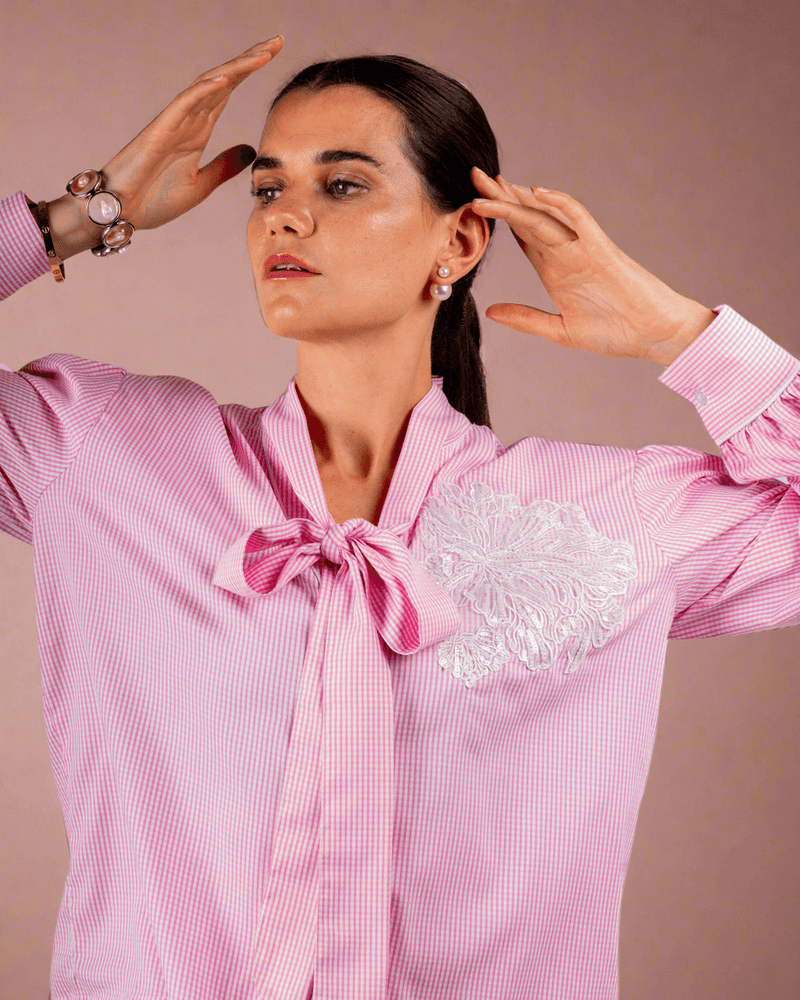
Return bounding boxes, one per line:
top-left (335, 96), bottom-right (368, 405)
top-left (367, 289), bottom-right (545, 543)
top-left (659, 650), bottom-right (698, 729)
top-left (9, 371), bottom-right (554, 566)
top-left (657, 303), bottom-right (800, 445)
top-left (0, 190), bottom-right (52, 298)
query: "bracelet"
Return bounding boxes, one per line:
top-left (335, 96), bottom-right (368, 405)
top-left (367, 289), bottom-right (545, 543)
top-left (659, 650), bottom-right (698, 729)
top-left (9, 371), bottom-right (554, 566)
top-left (66, 169), bottom-right (135, 258)
top-left (30, 200), bottom-right (65, 283)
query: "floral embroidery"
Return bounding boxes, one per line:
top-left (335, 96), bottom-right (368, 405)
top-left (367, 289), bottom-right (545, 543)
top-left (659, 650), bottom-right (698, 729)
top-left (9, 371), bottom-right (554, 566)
top-left (417, 481), bottom-right (639, 688)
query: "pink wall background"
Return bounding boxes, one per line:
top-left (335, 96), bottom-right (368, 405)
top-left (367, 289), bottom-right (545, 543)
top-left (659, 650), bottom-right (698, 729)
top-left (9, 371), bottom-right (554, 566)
top-left (2, 0), bottom-right (799, 996)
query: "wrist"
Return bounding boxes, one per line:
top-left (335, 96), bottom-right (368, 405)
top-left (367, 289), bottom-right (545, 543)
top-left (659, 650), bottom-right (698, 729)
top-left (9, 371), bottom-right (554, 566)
top-left (42, 192), bottom-right (102, 261)
top-left (652, 298), bottom-right (718, 367)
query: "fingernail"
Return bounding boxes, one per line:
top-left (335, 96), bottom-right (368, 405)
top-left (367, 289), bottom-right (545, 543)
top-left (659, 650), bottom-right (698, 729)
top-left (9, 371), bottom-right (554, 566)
top-left (253, 35), bottom-right (283, 52)
top-left (473, 198), bottom-right (490, 204)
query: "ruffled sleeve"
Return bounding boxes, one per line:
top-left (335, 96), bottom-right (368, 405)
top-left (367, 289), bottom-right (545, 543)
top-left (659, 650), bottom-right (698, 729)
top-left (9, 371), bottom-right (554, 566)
top-left (633, 304), bottom-right (800, 639)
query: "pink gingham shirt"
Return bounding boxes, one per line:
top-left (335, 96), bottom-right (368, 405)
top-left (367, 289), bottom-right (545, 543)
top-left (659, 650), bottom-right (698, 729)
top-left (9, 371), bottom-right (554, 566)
top-left (2, 189), bottom-right (799, 1000)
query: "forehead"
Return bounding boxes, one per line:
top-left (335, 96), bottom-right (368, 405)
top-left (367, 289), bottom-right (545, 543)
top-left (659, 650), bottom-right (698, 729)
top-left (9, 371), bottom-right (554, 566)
top-left (260, 85), bottom-right (406, 158)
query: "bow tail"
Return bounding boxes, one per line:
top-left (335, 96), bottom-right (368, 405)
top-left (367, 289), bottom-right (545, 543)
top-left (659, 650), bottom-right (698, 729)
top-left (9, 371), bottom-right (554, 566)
top-left (251, 566), bottom-right (336, 1000)
top-left (317, 567), bottom-right (394, 999)
top-left (250, 558), bottom-right (394, 1000)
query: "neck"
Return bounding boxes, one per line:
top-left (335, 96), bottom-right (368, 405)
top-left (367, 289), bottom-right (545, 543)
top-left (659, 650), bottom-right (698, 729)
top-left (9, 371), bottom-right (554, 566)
top-left (294, 328), bottom-right (433, 484)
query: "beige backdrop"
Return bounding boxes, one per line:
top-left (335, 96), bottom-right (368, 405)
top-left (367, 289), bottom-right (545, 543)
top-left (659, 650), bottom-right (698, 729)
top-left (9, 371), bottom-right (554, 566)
top-left (2, 0), bottom-right (799, 997)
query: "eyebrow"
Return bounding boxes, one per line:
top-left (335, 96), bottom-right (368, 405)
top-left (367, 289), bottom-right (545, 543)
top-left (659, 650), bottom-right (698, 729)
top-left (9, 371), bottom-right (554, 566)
top-left (251, 149), bottom-right (386, 174)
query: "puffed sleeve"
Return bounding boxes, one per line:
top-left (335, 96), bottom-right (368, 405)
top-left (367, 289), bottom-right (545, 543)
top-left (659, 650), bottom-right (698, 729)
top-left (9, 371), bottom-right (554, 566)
top-left (633, 304), bottom-right (800, 639)
top-left (0, 353), bottom-right (127, 544)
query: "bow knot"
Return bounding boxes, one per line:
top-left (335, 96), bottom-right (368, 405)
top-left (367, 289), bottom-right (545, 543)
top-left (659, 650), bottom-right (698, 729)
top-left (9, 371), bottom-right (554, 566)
top-left (320, 520), bottom-right (353, 565)
top-left (214, 516), bottom-right (462, 655)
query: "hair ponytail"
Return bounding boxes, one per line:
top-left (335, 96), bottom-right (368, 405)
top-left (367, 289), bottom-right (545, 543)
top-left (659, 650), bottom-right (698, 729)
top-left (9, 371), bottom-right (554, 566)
top-left (267, 53), bottom-right (500, 429)
top-left (431, 283), bottom-right (492, 429)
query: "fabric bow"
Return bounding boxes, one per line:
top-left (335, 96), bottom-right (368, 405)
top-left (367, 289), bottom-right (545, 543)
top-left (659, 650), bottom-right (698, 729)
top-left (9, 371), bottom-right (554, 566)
top-left (213, 516), bottom-right (461, 1000)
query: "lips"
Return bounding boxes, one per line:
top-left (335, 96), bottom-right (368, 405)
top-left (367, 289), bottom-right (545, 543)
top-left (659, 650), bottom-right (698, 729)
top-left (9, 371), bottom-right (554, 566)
top-left (264, 252), bottom-right (320, 275)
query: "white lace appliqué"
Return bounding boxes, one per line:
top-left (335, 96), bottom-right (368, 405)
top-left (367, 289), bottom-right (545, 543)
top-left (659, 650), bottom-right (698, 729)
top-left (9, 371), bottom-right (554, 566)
top-left (417, 481), bottom-right (639, 688)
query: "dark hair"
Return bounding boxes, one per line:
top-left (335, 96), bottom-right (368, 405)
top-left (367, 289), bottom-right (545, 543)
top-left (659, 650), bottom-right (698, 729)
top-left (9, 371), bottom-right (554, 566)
top-left (267, 54), bottom-right (500, 429)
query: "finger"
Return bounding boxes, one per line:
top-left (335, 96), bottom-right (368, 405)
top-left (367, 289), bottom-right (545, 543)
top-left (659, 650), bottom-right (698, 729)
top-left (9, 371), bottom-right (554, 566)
top-left (473, 173), bottom-right (578, 239)
top-left (214, 41), bottom-right (285, 84)
top-left (472, 168), bottom-right (537, 207)
top-left (470, 167), bottom-right (518, 205)
top-left (472, 197), bottom-right (577, 247)
top-left (520, 186), bottom-right (602, 238)
top-left (172, 73), bottom-right (230, 114)
top-left (245, 35), bottom-right (285, 52)
top-left (210, 35), bottom-right (285, 72)
top-left (169, 38), bottom-right (284, 122)
top-left (503, 183), bottom-right (574, 232)
top-left (192, 35), bottom-right (284, 86)
top-left (494, 174), bottom-right (524, 204)
top-left (197, 144), bottom-right (258, 201)
top-left (485, 302), bottom-right (567, 345)
top-left (120, 73), bottom-right (231, 159)
top-left (509, 183), bottom-right (545, 209)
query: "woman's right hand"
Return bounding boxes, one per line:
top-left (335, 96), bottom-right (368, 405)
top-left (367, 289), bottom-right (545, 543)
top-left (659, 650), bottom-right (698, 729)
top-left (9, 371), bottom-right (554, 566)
top-left (99, 35), bottom-right (284, 231)
top-left (44, 36), bottom-right (285, 260)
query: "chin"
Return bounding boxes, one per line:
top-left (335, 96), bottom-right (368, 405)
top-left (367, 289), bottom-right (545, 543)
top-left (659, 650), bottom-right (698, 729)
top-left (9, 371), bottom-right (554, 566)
top-left (260, 314), bottom-right (333, 343)
top-left (259, 306), bottom-right (347, 341)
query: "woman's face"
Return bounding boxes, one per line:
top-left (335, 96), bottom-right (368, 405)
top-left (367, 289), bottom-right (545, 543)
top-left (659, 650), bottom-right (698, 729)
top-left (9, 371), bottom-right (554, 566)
top-left (246, 85), bottom-right (464, 345)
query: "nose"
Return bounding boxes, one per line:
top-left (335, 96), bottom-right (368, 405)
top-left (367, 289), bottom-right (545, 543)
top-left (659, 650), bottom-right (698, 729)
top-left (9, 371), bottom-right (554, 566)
top-left (264, 192), bottom-right (315, 238)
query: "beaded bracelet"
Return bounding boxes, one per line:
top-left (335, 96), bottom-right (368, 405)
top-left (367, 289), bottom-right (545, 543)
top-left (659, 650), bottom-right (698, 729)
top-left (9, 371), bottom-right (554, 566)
top-left (66, 169), bottom-right (135, 258)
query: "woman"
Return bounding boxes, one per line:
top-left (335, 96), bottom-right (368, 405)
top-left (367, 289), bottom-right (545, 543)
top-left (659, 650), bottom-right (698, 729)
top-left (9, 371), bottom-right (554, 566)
top-left (1, 34), bottom-right (798, 1000)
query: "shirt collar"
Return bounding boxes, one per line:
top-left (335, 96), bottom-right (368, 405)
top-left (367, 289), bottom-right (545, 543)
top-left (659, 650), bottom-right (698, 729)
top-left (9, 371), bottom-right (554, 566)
top-left (260, 375), bottom-right (474, 538)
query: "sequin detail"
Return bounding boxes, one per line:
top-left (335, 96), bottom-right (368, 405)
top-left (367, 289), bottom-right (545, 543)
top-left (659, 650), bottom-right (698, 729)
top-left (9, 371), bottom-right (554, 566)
top-left (418, 481), bottom-right (639, 687)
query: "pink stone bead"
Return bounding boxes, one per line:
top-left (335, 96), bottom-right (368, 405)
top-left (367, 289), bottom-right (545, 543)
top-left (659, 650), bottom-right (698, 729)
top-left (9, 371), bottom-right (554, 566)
top-left (70, 169), bottom-right (99, 196)
top-left (88, 192), bottom-right (120, 225)
top-left (105, 223), bottom-right (133, 247)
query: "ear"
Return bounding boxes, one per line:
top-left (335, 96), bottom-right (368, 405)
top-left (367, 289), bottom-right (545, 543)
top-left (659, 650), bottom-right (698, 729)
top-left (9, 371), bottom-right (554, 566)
top-left (443, 202), bottom-right (492, 279)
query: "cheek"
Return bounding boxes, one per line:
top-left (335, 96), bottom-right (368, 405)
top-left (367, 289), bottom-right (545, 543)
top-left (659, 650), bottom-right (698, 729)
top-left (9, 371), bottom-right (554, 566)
top-left (244, 200), bottom-right (435, 299)
top-left (246, 214), bottom-right (263, 264)
top-left (340, 208), bottom-right (432, 287)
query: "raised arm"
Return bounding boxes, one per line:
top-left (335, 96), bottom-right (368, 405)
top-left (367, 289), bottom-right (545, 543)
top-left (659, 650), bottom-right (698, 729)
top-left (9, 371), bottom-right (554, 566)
top-left (0, 35), bottom-right (285, 296)
top-left (0, 36), bottom-right (286, 546)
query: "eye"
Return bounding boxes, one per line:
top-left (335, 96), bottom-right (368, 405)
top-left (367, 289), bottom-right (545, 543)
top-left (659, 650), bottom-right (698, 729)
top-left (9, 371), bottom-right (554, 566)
top-left (250, 178), bottom-right (366, 204)
top-left (328, 178), bottom-right (365, 198)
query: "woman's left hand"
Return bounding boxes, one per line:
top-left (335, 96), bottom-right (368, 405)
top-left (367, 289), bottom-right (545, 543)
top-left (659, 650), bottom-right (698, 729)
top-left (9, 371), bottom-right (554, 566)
top-left (469, 167), bottom-right (717, 366)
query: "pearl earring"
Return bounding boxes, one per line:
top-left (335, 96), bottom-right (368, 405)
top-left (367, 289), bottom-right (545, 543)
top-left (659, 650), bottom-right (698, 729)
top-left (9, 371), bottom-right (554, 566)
top-left (432, 265), bottom-right (452, 301)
